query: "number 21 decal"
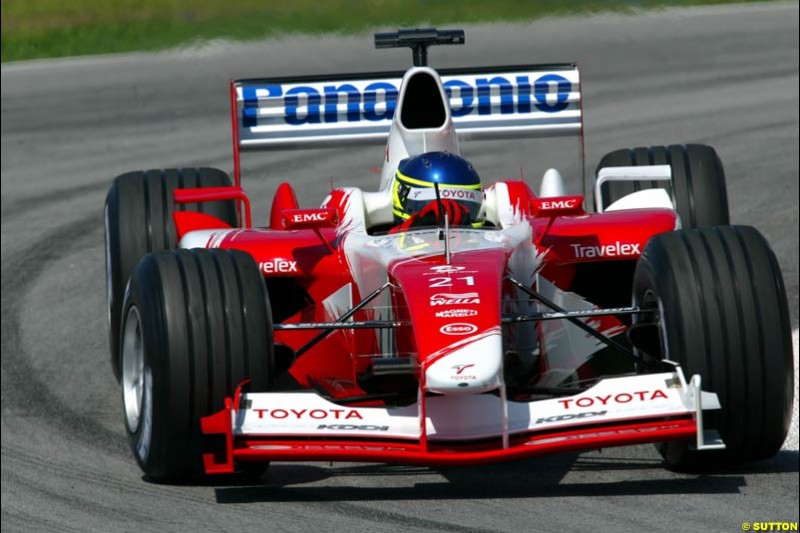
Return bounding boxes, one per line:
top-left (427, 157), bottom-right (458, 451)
top-left (428, 276), bottom-right (475, 288)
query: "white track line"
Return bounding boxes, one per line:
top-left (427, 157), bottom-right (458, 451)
top-left (784, 328), bottom-right (799, 450)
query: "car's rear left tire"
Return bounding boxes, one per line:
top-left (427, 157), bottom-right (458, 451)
top-left (121, 249), bottom-right (274, 482)
top-left (632, 226), bottom-right (793, 469)
top-left (596, 144), bottom-right (729, 227)
top-left (106, 167), bottom-right (237, 381)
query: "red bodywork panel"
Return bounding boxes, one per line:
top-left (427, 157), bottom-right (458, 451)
top-left (176, 181), bottom-right (677, 393)
top-left (270, 182), bottom-right (300, 229)
top-left (211, 421), bottom-right (696, 470)
top-left (179, 180), bottom-right (689, 472)
top-left (535, 209), bottom-right (676, 265)
top-left (389, 250), bottom-right (505, 366)
top-left (174, 186), bottom-right (252, 228)
top-left (173, 211), bottom-right (231, 242)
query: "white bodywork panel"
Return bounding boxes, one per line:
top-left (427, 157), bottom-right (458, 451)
top-left (378, 67), bottom-right (461, 190)
top-left (179, 229), bottom-right (238, 249)
top-left (234, 372), bottom-right (720, 441)
top-left (605, 188), bottom-right (674, 213)
top-left (425, 331), bottom-right (504, 395)
top-left (539, 168), bottom-right (568, 198)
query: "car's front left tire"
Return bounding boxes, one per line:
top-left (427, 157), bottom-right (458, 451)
top-left (632, 226), bottom-right (793, 469)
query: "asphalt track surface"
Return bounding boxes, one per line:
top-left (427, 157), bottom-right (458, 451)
top-left (2, 3), bottom-right (798, 532)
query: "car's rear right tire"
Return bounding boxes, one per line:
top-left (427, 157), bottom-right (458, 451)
top-left (632, 226), bottom-right (793, 470)
top-left (596, 144), bottom-right (729, 227)
top-left (121, 248), bottom-right (274, 482)
top-left (106, 168), bottom-right (237, 381)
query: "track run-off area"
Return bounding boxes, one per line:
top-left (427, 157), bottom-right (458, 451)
top-left (2, 3), bottom-right (798, 532)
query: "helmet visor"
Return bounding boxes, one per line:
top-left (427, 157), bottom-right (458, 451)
top-left (394, 182), bottom-right (483, 223)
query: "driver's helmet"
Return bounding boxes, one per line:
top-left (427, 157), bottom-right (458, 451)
top-left (392, 151), bottom-right (483, 226)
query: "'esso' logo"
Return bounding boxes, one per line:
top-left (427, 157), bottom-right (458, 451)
top-left (440, 323), bottom-right (478, 336)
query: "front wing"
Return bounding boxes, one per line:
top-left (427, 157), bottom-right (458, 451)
top-left (201, 371), bottom-right (724, 473)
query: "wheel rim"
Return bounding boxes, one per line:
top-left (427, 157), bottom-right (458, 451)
top-left (122, 305), bottom-right (148, 433)
top-left (633, 288), bottom-right (670, 364)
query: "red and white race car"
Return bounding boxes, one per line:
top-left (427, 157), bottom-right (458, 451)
top-left (105, 29), bottom-right (793, 482)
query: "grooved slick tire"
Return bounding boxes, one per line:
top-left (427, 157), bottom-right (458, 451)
top-left (105, 168), bottom-right (237, 381)
top-left (596, 144), bottom-right (729, 227)
top-left (120, 249), bottom-right (274, 482)
top-left (632, 226), bottom-right (793, 469)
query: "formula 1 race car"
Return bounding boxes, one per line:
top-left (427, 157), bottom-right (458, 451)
top-left (104, 29), bottom-right (793, 482)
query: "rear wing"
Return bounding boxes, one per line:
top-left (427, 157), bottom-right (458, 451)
top-left (229, 64), bottom-right (583, 184)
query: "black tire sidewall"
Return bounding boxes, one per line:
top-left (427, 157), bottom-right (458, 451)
top-left (121, 249), bottom-right (274, 481)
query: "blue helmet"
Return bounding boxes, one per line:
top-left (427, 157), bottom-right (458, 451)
top-left (392, 151), bottom-right (483, 225)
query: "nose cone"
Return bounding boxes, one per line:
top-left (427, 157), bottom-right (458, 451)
top-left (425, 332), bottom-right (503, 395)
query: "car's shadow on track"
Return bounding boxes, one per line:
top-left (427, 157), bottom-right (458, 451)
top-left (211, 450), bottom-right (797, 503)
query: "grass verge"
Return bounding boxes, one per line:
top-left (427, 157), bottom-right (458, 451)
top-left (1, 0), bottom-right (769, 62)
